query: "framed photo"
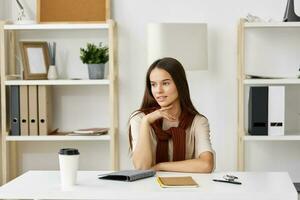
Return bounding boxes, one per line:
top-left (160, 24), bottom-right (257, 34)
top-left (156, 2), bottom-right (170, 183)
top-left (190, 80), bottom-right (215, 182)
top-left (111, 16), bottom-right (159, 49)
top-left (19, 41), bottom-right (50, 80)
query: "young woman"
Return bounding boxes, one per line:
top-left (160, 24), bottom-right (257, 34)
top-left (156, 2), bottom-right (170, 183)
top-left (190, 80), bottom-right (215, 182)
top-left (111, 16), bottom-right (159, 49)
top-left (129, 57), bottom-right (214, 173)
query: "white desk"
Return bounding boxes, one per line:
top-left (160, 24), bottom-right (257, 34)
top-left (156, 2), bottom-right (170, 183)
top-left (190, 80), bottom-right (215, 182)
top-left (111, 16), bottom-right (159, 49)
top-left (0, 171), bottom-right (297, 200)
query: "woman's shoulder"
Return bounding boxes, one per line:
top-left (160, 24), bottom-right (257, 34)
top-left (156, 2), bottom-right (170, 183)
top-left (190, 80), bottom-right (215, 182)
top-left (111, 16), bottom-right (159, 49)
top-left (129, 111), bottom-right (145, 123)
top-left (192, 114), bottom-right (209, 126)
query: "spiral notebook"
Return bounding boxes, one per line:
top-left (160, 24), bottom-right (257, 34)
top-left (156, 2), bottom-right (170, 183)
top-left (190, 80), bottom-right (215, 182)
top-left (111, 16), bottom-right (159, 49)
top-left (98, 169), bottom-right (156, 182)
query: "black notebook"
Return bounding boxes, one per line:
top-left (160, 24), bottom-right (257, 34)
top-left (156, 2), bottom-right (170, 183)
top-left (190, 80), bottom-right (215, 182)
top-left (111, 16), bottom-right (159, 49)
top-left (98, 169), bottom-right (156, 182)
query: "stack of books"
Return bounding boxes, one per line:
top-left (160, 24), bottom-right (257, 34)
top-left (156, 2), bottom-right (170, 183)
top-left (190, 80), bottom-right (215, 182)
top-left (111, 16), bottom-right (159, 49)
top-left (68, 128), bottom-right (109, 136)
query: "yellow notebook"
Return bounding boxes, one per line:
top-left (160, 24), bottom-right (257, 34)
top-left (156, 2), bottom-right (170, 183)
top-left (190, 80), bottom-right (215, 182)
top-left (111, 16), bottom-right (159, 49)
top-left (157, 176), bottom-right (199, 188)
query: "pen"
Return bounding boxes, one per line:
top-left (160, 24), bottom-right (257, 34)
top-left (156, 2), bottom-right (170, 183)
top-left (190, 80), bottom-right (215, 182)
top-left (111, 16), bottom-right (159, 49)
top-left (213, 179), bottom-right (242, 185)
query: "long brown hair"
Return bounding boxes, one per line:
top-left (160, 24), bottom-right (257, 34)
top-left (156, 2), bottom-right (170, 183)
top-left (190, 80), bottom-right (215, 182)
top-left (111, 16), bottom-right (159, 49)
top-left (128, 57), bottom-right (200, 150)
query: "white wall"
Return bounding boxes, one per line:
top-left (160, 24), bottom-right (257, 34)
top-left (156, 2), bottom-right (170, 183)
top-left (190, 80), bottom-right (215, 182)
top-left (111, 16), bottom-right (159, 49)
top-left (113, 0), bottom-right (287, 171)
top-left (4, 0), bottom-right (300, 181)
top-left (0, 1), bottom-right (3, 19)
top-left (0, 0), bottom-right (10, 20)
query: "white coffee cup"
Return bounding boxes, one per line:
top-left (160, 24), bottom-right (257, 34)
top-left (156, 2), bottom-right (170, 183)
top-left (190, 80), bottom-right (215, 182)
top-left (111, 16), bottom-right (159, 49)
top-left (58, 148), bottom-right (80, 190)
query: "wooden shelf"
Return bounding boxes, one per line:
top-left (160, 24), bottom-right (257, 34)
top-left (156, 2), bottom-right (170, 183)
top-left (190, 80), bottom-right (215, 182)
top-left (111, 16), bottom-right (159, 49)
top-left (244, 22), bottom-right (300, 28)
top-left (5, 79), bottom-right (110, 86)
top-left (3, 23), bottom-right (109, 30)
top-left (243, 78), bottom-right (300, 85)
top-left (243, 132), bottom-right (300, 141)
top-left (6, 135), bottom-right (110, 141)
top-left (244, 135), bottom-right (300, 141)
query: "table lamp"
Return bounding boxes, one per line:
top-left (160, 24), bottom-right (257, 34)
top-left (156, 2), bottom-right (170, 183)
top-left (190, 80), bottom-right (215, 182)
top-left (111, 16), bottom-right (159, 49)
top-left (283, 0), bottom-right (300, 21)
top-left (15, 0), bottom-right (35, 24)
top-left (147, 23), bottom-right (208, 70)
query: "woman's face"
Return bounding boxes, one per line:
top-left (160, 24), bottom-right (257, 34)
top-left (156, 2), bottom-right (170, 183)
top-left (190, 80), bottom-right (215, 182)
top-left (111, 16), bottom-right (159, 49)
top-left (149, 68), bottom-right (179, 107)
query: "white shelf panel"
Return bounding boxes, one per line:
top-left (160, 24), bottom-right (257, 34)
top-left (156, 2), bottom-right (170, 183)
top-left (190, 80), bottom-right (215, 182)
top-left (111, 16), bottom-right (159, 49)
top-left (5, 79), bottom-right (109, 86)
top-left (244, 135), bottom-right (300, 141)
top-left (244, 22), bottom-right (300, 28)
top-left (243, 78), bottom-right (300, 85)
top-left (6, 135), bottom-right (110, 141)
top-left (3, 23), bottom-right (109, 30)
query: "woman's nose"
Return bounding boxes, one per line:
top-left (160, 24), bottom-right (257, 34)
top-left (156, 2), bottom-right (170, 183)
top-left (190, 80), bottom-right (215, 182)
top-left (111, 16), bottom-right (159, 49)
top-left (156, 85), bottom-right (163, 93)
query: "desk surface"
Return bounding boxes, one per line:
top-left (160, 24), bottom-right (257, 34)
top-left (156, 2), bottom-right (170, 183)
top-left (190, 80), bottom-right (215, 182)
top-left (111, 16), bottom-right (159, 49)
top-left (0, 171), bottom-right (297, 200)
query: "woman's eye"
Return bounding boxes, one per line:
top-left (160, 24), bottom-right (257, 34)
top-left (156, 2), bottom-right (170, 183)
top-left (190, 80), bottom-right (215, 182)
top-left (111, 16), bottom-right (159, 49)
top-left (151, 83), bottom-right (156, 87)
top-left (163, 82), bottom-right (170, 86)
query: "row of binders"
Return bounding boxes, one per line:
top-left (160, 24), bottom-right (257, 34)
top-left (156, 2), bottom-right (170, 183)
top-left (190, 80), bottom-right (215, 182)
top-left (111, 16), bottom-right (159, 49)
top-left (10, 85), bottom-right (52, 136)
top-left (248, 86), bottom-right (285, 136)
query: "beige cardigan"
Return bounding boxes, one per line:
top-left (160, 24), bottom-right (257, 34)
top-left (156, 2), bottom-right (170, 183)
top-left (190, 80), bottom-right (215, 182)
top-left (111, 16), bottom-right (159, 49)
top-left (130, 112), bottom-right (214, 165)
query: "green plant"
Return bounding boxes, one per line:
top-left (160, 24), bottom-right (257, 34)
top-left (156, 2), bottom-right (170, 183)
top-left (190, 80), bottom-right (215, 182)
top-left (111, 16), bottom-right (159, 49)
top-left (80, 43), bottom-right (109, 64)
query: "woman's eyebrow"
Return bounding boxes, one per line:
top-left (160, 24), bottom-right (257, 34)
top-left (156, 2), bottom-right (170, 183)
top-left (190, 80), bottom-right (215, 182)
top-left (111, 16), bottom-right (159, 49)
top-left (150, 79), bottom-right (171, 82)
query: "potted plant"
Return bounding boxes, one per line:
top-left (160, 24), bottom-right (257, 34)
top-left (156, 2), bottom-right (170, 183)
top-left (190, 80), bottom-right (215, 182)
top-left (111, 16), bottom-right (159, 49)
top-left (80, 43), bottom-right (109, 79)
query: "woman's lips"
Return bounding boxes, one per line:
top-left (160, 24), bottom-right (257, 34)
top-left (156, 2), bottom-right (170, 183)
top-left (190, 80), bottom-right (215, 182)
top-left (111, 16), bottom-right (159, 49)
top-left (156, 96), bottom-right (167, 102)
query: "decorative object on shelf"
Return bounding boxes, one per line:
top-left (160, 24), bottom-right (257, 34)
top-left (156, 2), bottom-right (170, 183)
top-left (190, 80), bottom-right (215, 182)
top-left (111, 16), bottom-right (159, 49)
top-left (244, 14), bottom-right (277, 23)
top-left (73, 128), bottom-right (108, 134)
top-left (37, 0), bottom-right (109, 23)
top-left (298, 67), bottom-right (300, 78)
top-left (147, 23), bottom-right (208, 71)
top-left (245, 13), bottom-right (263, 22)
top-left (80, 43), bottom-right (109, 79)
top-left (6, 74), bottom-right (22, 80)
top-left (47, 65), bottom-right (58, 80)
top-left (283, 0), bottom-right (300, 22)
top-left (69, 128), bottom-right (109, 136)
top-left (15, 0), bottom-right (35, 24)
top-left (19, 41), bottom-right (50, 80)
top-left (47, 42), bottom-right (58, 80)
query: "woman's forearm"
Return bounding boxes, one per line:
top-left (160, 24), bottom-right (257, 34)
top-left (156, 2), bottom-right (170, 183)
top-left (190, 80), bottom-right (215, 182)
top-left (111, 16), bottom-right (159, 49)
top-left (153, 152), bottom-right (214, 173)
top-left (132, 117), bottom-right (153, 169)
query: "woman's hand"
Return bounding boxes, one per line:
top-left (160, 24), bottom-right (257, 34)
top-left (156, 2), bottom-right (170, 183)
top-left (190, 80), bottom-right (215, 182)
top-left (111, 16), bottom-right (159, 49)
top-left (132, 107), bottom-right (175, 169)
top-left (144, 105), bottom-right (176, 124)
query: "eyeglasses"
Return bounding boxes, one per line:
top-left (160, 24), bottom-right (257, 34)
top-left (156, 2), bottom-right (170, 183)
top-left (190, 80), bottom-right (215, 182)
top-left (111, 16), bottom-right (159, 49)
top-left (223, 174), bottom-right (238, 182)
top-left (213, 174), bottom-right (241, 185)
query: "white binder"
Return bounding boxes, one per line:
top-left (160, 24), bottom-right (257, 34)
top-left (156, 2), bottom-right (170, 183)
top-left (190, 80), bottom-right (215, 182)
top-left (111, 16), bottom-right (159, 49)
top-left (268, 86), bottom-right (285, 136)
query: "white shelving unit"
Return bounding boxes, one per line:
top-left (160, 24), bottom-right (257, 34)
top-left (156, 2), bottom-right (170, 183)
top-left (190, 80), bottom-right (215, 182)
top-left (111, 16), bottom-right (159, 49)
top-left (244, 21), bottom-right (300, 28)
top-left (5, 79), bottom-right (110, 86)
top-left (3, 23), bottom-right (109, 30)
top-left (243, 135), bottom-right (300, 141)
top-left (237, 19), bottom-right (300, 178)
top-left (244, 79), bottom-right (300, 85)
top-left (0, 21), bottom-right (119, 184)
top-left (6, 135), bottom-right (111, 141)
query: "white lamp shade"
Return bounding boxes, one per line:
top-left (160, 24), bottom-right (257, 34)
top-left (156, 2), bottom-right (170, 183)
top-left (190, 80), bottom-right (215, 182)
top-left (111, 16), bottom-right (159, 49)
top-left (147, 23), bottom-right (208, 70)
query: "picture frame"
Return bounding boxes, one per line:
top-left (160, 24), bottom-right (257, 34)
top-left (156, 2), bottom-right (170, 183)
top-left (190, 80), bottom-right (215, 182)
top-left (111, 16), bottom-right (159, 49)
top-left (19, 41), bottom-right (50, 80)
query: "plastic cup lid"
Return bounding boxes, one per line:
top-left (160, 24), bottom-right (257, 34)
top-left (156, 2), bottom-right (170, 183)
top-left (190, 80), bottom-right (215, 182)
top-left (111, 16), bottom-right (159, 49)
top-left (59, 148), bottom-right (80, 155)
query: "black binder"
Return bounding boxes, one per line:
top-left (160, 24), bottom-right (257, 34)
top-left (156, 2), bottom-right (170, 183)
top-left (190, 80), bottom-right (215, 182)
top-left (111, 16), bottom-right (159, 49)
top-left (10, 86), bottom-right (20, 136)
top-left (248, 87), bottom-right (268, 135)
